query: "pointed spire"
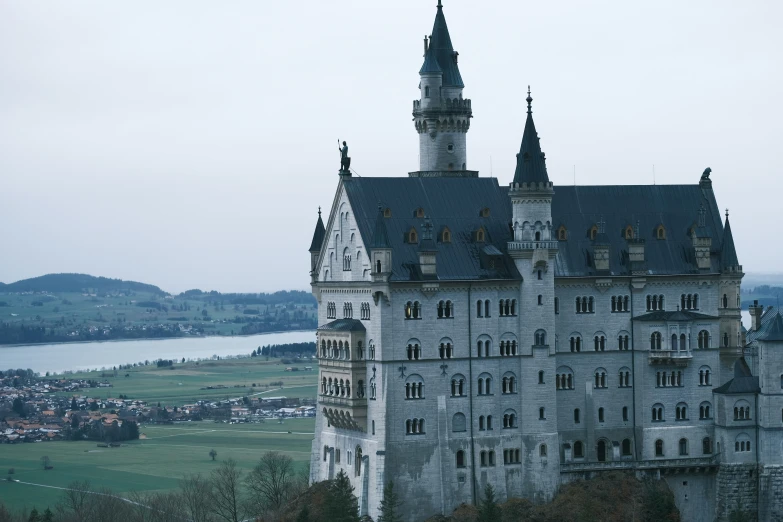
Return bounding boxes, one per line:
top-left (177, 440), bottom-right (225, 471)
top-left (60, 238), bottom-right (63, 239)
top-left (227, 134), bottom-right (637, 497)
top-left (308, 207), bottom-right (326, 252)
top-left (721, 210), bottom-right (740, 270)
top-left (419, 0), bottom-right (463, 87)
top-left (513, 87), bottom-right (550, 185)
top-left (371, 205), bottom-right (391, 249)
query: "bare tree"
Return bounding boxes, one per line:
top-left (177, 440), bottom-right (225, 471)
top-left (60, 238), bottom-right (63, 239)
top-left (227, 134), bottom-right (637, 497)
top-left (180, 474), bottom-right (216, 522)
top-left (209, 459), bottom-right (244, 522)
top-left (245, 451), bottom-right (295, 516)
top-left (56, 481), bottom-right (95, 521)
top-left (40, 456), bottom-right (51, 469)
top-left (209, 449), bottom-right (217, 461)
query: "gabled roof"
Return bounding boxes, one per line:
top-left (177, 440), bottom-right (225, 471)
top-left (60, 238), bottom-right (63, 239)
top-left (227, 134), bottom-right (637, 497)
top-left (757, 312), bottom-right (783, 342)
top-left (309, 209), bottom-right (326, 252)
top-left (317, 319), bottom-right (366, 332)
top-left (419, 1), bottom-right (464, 88)
top-left (721, 214), bottom-right (739, 270)
top-left (512, 90), bottom-right (549, 185)
top-left (634, 310), bottom-right (718, 322)
top-left (713, 358), bottom-right (760, 395)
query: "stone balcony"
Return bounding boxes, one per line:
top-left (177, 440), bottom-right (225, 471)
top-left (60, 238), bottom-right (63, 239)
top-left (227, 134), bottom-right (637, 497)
top-left (648, 350), bottom-right (693, 366)
top-left (507, 240), bottom-right (559, 251)
top-left (561, 455), bottom-right (719, 474)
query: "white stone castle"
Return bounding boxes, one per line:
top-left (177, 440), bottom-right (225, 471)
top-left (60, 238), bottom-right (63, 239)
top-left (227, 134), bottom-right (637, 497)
top-left (307, 3), bottom-right (783, 521)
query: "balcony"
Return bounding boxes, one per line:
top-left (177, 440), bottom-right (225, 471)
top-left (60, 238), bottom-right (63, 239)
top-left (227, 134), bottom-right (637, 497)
top-left (507, 240), bottom-right (559, 251)
top-left (561, 455), bottom-right (719, 474)
top-left (318, 357), bottom-right (367, 370)
top-left (318, 395), bottom-right (367, 408)
top-left (648, 350), bottom-right (693, 366)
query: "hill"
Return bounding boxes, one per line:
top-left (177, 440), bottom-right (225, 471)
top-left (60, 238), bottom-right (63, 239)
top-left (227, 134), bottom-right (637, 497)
top-left (0, 273), bottom-right (166, 296)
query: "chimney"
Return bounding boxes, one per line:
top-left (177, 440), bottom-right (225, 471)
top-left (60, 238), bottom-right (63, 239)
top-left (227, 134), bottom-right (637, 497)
top-left (418, 217), bottom-right (438, 278)
top-left (692, 205), bottom-right (712, 270)
top-left (593, 217), bottom-right (610, 272)
top-left (423, 35), bottom-right (429, 56)
top-left (749, 300), bottom-right (764, 331)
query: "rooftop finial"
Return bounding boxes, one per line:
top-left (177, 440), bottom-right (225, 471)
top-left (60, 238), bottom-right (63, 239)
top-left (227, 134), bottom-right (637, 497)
top-left (318, 206), bottom-right (321, 217)
top-left (526, 86), bottom-right (533, 115)
top-left (437, 0), bottom-right (442, 8)
top-left (725, 208), bottom-right (729, 220)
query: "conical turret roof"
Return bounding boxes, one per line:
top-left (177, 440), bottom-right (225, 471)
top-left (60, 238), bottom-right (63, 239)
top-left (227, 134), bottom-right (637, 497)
top-left (721, 212), bottom-right (739, 270)
top-left (419, 1), bottom-right (463, 87)
top-left (512, 88), bottom-right (550, 185)
top-left (308, 208), bottom-right (326, 252)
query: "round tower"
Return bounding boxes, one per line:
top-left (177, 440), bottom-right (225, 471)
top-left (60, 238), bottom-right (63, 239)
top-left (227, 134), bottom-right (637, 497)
top-left (412, 1), bottom-right (472, 173)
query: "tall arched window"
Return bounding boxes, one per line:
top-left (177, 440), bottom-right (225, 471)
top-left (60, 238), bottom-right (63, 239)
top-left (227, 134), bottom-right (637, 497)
top-left (535, 330), bottom-right (547, 346)
top-left (456, 450), bottom-right (465, 467)
top-left (679, 438), bottom-right (688, 456)
top-left (574, 441), bottom-right (584, 458)
top-left (655, 439), bottom-right (664, 457)
top-left (698, 330), bottom-right (710, 349)
top-left (651, 332), bottom-right (662, 350)
top-left (702, 437), bottom-right (712, 455)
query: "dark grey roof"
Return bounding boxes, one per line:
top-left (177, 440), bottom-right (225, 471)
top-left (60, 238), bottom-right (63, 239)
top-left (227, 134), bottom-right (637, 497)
top-left (757, 312), bottom-right (783, 342)
top-left (309, 210), bottom-right (326, 252)
top-left (344, 177), bottom-right (518, 281)
top-left (317, 319), bottom-right (366, 332)
top-left (713, 357), bottom-right (760, 395)
top-left (371, 207), bottom-right (391, 249)
top-left (512, 92), bottom-right (550, 185)
top-left (746, 306), bottom-right (780, 344)
top-left (552, 184), bottom-right (729, 277)
top-left (342, 177), bottom-right (733, 280)
top-left (419, 2), bottom-right (464, 88)
top-left (634, 310), bottom-right (718, 322)
top-left (721, 215), bottom-right (739, 270)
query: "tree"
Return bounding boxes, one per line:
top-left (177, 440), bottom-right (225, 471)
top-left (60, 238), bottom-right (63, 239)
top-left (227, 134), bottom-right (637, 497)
top-left (89, 401), bottom-right (99, 412)
top-left (209, 459), bottom-right (244, 522)
top-left (40, 456), bottom-right (51, 470)
top-left (378, 481), bottom-right (403, 522)
top-left (180, 474), bottom-right (214, 522)
top-left (478, 483), bottom-right (500, 522)
top-left (323, 470), bottom-right (360, 522)
top-left (12, 397), bottom-right (25, 417)
top-left (27, 508), bottom-right (40, 522)
top-left (70, 397), bottom-right (78, 410)
top-left (41, 509), bottom-right (53, 522)
top-left (245, 451), bottom-right (294, 515)
top-left (209, 449), bottom-right (218, 461)
top-left (71, 416), bottom-right (79, 429)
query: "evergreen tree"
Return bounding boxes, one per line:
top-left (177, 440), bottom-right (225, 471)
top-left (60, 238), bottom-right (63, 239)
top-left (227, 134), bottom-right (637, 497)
top-left (324, 470), bottom-right (360, 522)
top-left (27, 508), bottom-right (40, 522)
top-left (378, 481), bottom-right (402, 522)
top-left (70, 397), bottom-right (78, 410)
top-left (478, 483), bottom-right (500, 522)
top-left (41, 508), bottom-right (54, 522)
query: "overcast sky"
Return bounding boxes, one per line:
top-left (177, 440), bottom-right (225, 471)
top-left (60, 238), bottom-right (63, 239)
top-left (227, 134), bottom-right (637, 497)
top-left (1, 1), bottom-right (780, 293)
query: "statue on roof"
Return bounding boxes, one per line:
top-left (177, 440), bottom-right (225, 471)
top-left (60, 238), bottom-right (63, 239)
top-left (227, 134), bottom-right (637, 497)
top-left (338, 140), bottom-right (351, 174)
top-left (701, 167), bottom-right (711, 180)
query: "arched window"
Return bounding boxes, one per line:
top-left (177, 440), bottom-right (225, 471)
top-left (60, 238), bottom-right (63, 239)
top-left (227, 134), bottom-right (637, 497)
top-left (538, 370), bottom-right (545, 384)
top-left (539, 407), bottom-right (545, 420)
top-left (656, 225), bottom-right (666, 240)
top-left (590, 225), bottom-right (598, 240)
top-left (699, 366), bottom-right (712, 386)
top-left (535, 329), bottom-right (547, 346)
top-left (618, 367), bottom-right (631, 387)
top-left (679, 438), bottom-right (688, 456)
top-left (700, 402), bottom-right (712, 419)
top-left (735, 433), bottom-right (751, 452)
top-left (702, 437), bottom-right (712, 455)
top-left (355, 446), bottom-right (363, 476)
top-left (476, 300), bottom-right (483, 318)
top-left (569, 334), bottom-right (582, 353)
top-left (452, 413), bottom-right (466, 432)
top-left (405, 375), bottom-right (424, 400)
top-left (558, 226), bottom-right (567, 240)
top-left (477, 373), bottom-right (492, 395)
top-left (450, 374), bottom-right (466, 397)
top-left (540, 444), bottom-right (547, 457)
top-left (734, 400), bottom-right (751, 420)
top-left (723, 332), bottom-right (729, 347)
top-left (439, 338), bottom-right (453, 359)
top-left (594, 368), bottom-right (607, 389)
top-left (574, 441), bottom-right (584, 458)
top-left (625, 225), bottom-right (634, 240)
top-left (676, 402), bottom-right (688, 421)
top-left (503, 409), bottom-right (517, 429)
top-left (484, 300), bottom-right (490, 317)
top-left (652, 404), bottom-right (664, 422)
top-left (441, 228), bottom-right (451, 243)
top-left (554, 297), bottom-right (559, 314)
top-left (556, 366), bottom-right (574, 390)
top-left (698, 330), bottom-right (710, 349)
top-left (408, 227), bottom-right (418, 243)
top-left (424, 85), bottom-right (430, 98)
top-left (475, 228), bottom-right (485, 242)
top-left (722, 294), bottom-right (728, 308)
top-left (622, 439), bottom-right (632, 456)
top-left (456, 450), bottom-right (465, 467)
top-left (593, 334), bottom-right (606, 351)
top-left (655, 439), bottom-right (664, 457)
top-left (650, 332), bottom-right (662, 350)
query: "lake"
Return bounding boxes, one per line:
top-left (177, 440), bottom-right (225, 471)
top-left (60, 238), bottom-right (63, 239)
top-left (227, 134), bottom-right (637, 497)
top-left (0, 331), bottom-right (316, 374)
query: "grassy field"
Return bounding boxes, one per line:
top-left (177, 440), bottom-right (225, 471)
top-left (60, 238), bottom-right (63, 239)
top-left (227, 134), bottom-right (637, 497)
top-left (0, 420), bottom-right (315, 512)
top-left (58, 357), bottom-right (319, 404)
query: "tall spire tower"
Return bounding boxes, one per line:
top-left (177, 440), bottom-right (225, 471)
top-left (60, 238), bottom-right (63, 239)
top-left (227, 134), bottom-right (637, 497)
top-left (411, 1), bottom-right (474, 177)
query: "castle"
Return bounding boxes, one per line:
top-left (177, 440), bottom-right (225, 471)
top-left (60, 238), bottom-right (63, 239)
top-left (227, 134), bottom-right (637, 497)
top-left (307, 3), bottom-right (783, 521)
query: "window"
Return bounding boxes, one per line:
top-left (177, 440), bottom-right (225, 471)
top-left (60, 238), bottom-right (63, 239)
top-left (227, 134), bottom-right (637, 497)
top-left (652, 404), bottom-right (664, 422)
top-left (655, 439), bottom-right (664, 457)
top-left (699, 402), bottom-right (712, 419)
top-left (343, 249), bottom-right (351, 271)
top-left (326, 302), bottom-right (336, 319)
top-left (734, 401), bottom-right (751, 420)
top-left (617, 334), bottom-right (629, 350)
top-left (450, 374), bottom-right (466, 397)
top-left (503, 410), bottom-right (517, 428)
top-left (598, 407), bottom-right (605, 422)
top-left (405, 418), bottom-right (425, 435)
top-left (480, 207), bottom-right (490, 218)
top-left (611, 295), bottom-right (630, 313)
top-left (625, 225), bottom-right (634, 240)
top-left (540, 444), bottom-right (547, 457)
top-left (499, 338), bottom-right (517, 356)
top-left (441, 227), bottom-right (451, 243)
top-left (618, 368), bottom-right (631, 387)
top-left (537, 294), bottom-right (543, 305)
top-left (342, 302), bottom-right (353, 318)
top-left (477, 374), bottom-right (492, 395)
top-left (452, 413), bottom-right (466, 432)
top-left (622, 406), bottom-right (629, 422)
top-left (699, 366), bottom-right (712, 386)
top-left (476, 339), bottom-right (491, 357)
top-left (574, 409), bottom-right (580, 424)
top-left (650, 332), bottom-right (662, 350)
top-left (722, 294), bottom-right (728, 308)
top-left (404, 301), bottom-right (421, 319)
top-left (424, 85), bottom-right (430, 98)
top-left (735, 435), bottom-right (752, 452)
top-left (698, 330), bottom-right (710, 349)
top-left (502, 373), bottom-right (517, 394)
top-left (593, 334), bottom-right (606, 351)
top-left (681, 293), bottom-right (700, 310)
top-left (484, 300), bottom-right (490, 317)
top-left (539, 407), bottom-right (546, 420)
top-left (594, 368), bottom-right (607, 389)
top-left (656, 225), bottom-right (666, 240)
top-left (646, 294), bottom-right (665, 311)
top-left (589, 225), bottom-right (598, 240)
top-left (723, 332), bottom-right (729, 347)
top-left (360, 302), bottom-right (371, 320)
top-left (504, 449), bottom-right (521, 465)
top-left (535, 330), bottom-right (547, 346)
top-left (622, 439), bottom-right (632, 456)
top-left (702, 437), bottom-right (712, 455)
top-left (405, 375), bottom-right (424, 400)
top-left (499, 299), bottom-right (517, 317)
top-left (676, 403), bottom-right (688, 421)
top-left (556, 367), bottom-right (574, 390)
top-left (554, 297), bottom-right (559, 314)
top-left (456, 450), bottom-right (465, 468)
top-left (407, 227), bottom-right (418, 243)
top-left (438, 339), bottom-right (453, 359)
top-left (406, 340), bottom-right (421, 360)
top-left (475, 228), bottom-right (485, 242)
top-left (557, 226), bottom-right (567, 240)
top-left (336, 449), bottom-right (341, 463)
top-left (538, 370), bottom-right (545, 384)
top-left (569, 335), bottom-right (582, 352)
top-left (574, 441), bottom-right (584, 458)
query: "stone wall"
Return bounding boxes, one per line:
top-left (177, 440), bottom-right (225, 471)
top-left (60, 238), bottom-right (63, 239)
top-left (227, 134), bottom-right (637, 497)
top-left (716, 463), bottom-right (758, 522)
top-left (759, 465), bottom-right (783, 522)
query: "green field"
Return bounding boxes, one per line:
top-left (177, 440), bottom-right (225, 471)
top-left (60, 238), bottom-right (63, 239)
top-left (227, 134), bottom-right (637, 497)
top-left (58, 357), bottom-right (319, 404)
top-left (0, 420), bottom-right (315, 512)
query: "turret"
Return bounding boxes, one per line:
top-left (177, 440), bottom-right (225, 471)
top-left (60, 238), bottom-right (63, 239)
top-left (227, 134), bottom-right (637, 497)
top-left (309, 207), bottom-right (326, 282)
top-left (411, 1), bottom-right (473, 175)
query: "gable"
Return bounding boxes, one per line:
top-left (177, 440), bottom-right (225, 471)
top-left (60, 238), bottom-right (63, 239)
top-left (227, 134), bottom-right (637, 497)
top-left (316, 183), bottom-right (372, 283)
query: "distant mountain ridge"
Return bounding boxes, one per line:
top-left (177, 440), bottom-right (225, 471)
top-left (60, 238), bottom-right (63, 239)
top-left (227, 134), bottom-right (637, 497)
top-left (0, 273), bottom-right (166, 296)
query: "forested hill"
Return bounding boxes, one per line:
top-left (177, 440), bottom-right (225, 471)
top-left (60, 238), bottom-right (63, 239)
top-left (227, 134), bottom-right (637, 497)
top-left (0, 273), bottom-right (165, 296)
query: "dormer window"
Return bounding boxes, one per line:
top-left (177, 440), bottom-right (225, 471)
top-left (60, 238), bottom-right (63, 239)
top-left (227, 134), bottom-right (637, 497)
top-left (407, 227), bottom-right (418, 244)
top-left (656, 225), bottom-right (666, 240)
top-left (624, 226), bottom-right (634, 240)
top-left (557, 226), bottom-right (567, 241)
top-left (440, 227), bottom-right (452, 243)
top-left (425, 86), bottom-right (430, 98)
top-left (589, 226), bottom-right (598, 241)
top-left (414, 207), bottom-right (425, 219)
top-left (475, 228), bottom-right (486, 242)
top-left (479, 207), bottom-right (490, 218)
top-left (384, 208), bottom-right (392, 218)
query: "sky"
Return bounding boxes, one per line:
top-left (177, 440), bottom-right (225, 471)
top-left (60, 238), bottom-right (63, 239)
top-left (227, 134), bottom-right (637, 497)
top-left (1, 0), bottom-right (781, 294)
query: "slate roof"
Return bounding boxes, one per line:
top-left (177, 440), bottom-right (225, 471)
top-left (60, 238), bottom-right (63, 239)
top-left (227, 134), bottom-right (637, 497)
top-left (340, 177), bottom-right (734, 281)
top-left (309, 210), bottom-right (326, 252)
top-left (746, 306), bottom-right (781, 344)
top-left (634, 310), bottom-right (718, 322)
top-left (713, 357), bottom-right (760, 395)
top-left (756, 312), bottom-right (783, 342)
top-left (317, 319), bottom-right (366, 332)
top-left (371, 207), bottom-right (391, 249)
top-left (513, 92), bottom-right (550, 185)
top-left (721, 215), bottom-right (739, 269)
top-left (419, 2), bottom-right (464, 88)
